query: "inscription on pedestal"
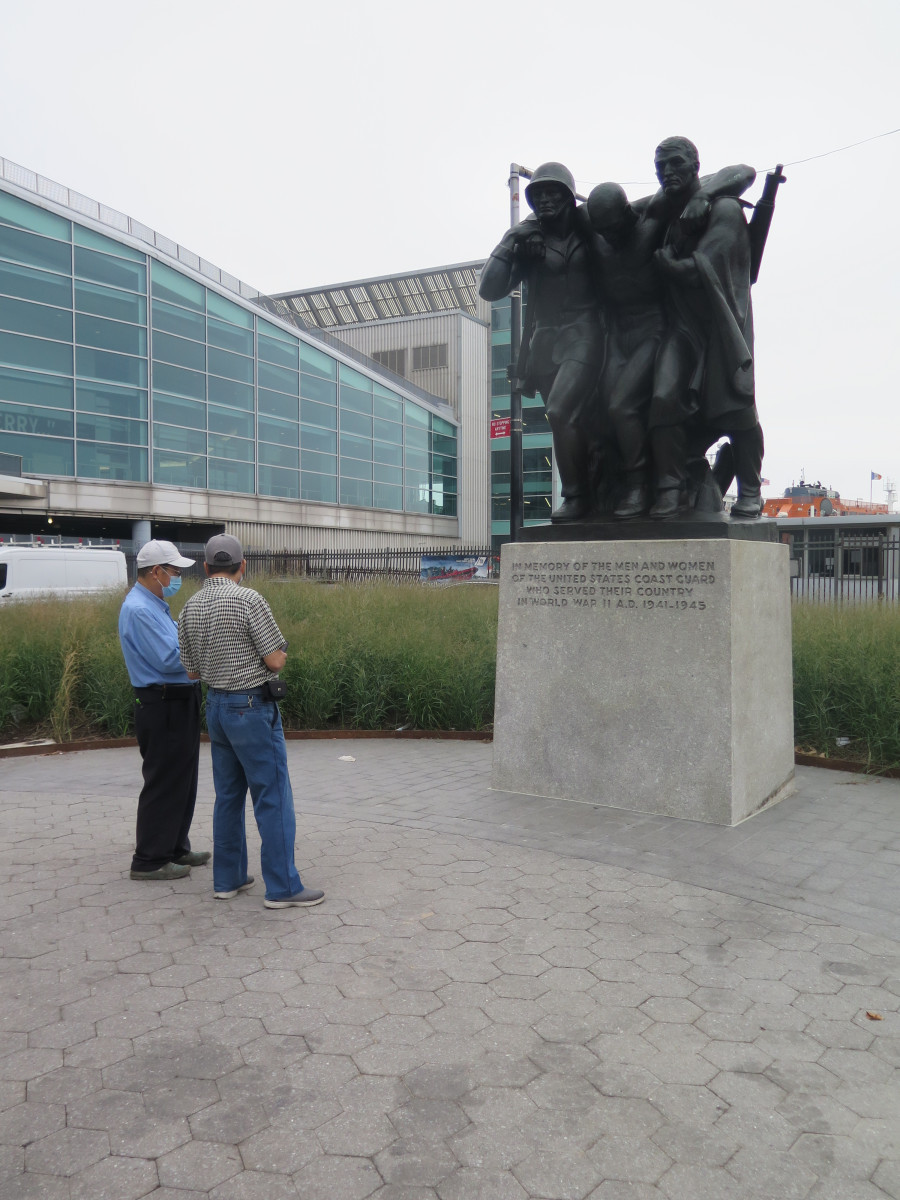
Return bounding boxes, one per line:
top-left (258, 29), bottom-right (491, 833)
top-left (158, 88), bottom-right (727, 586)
top-left (509, 554), bottom-right (720, 614)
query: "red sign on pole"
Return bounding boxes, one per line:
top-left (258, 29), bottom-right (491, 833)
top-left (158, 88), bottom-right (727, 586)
top-left (490, 418), bottom-right (511, 439)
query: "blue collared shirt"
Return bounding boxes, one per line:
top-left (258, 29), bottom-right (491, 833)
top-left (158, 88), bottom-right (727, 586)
top-left (118, 582), bottom-right (192, 687)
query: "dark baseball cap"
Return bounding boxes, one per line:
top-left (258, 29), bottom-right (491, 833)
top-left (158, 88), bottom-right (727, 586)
top-left (204, 533), bottom-right (244, 566)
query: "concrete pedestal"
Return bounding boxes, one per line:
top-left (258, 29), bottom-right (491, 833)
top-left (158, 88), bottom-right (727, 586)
top-left (492, 538), bottom-right (795, 825)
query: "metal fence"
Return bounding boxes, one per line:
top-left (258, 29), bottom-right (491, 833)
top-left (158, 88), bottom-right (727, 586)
top-left (785, 528), bottom-right (900, 602)
top-left (244, 546), bottom-right (499, 584)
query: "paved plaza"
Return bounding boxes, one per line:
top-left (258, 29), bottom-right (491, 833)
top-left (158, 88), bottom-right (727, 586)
top-left (1, 738), bottom-right (899, 1199)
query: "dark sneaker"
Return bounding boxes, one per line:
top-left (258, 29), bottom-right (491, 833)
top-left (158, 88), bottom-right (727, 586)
top-left (214, 877), bottom-right (255, 900)
top-left (176, 851), bottom-right (211, 867)
top-left (130, 862), bottom-right (191, 881)
top-left (264, 887), bottom-right (325, 909)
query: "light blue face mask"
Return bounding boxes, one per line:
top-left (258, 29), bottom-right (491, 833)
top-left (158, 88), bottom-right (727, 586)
top-left (162, 575), bottom-right (182, 598)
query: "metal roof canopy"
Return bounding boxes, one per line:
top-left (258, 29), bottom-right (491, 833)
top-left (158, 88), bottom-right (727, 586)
top-left (272, 262), bottom-right (487, 329)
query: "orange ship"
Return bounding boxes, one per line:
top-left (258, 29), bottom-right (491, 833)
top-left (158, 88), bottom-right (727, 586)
top-left (762, 480), bottom-right (889, 519)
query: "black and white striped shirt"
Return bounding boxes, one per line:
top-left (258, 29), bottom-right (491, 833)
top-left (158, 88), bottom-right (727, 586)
top-left (178, 576), bottom-right (285, 691)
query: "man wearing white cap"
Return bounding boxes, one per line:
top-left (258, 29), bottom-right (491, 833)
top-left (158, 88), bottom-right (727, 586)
top-left (118, 539), bottom-right (208, 881)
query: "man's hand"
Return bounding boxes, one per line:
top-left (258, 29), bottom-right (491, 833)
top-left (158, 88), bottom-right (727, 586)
top-left (679, 194), bottom-right (711, 235)
top-left (513, 230), bottom-right (545, 261)
top-left (654, 246), bottom-right (697, 281)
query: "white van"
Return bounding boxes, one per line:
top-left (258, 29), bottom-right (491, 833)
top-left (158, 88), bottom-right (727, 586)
top-left (0, 546), bottom-right (128, 601)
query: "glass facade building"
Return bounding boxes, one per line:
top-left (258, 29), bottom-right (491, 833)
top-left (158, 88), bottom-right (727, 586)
top-left (0, 186), bottom-right (458, 520)
top-left (489, 292), bottom-right (553, 548)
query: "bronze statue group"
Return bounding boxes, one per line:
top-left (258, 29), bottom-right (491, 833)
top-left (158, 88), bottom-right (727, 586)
top-left (480, 138), bottom-right (784, 523)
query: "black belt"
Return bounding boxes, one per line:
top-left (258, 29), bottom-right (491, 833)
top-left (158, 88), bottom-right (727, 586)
top-left (207, 685), bottom-right (272, 699)
top-left (134, 683), bottom-right (200, 701)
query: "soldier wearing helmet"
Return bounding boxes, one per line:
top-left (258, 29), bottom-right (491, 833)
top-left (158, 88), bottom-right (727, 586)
top-left (479, 161), bottom-right (603, 522)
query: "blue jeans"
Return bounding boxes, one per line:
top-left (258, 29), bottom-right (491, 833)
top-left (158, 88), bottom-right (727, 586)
top-left (205, 688), bottom-right (304, 901)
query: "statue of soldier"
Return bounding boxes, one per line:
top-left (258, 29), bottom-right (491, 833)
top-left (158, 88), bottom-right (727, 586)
top-left (479, 163), bottom-right (603, 522)
top-left (585, 160), bottom-right (757, 520)
top-left (650, 136), bottom-right (765, 519)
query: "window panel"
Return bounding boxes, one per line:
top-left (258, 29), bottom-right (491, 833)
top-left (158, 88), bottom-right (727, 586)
top-left (404, 425), bottom-right (429, 452)
top-left (77, 441), bottom-right (147, 481)
top-left (152, 393), bottom-right (205, 429)
top-left (433, 415), bottom-right (456, 436)
top-left (301, 449), bottom-right (336, 475)
top-left (77, 346), bottom-right (146, 387)
top-left (208, 346), bottom-right (253, 383)
top-left (73, 225), bottom-right (145, 260)
top-left (404, 400), bottom-right (430, 428)
top-left (0, 296), bottom-right (72, 341)
top-left (340, 457), bottom-right (372, 481)
top-left (0, 331), bottom-right (72, 375)
top-left (404, 469), bottom-right (430, 491)
top-left (300, 425), bottom-right (336, 454)
top-left (339, 431), bottom-right (372, 460)
top-left (75, 312), bottom-right (145, 356)
top-left (208, 374), bottom-right (253, 410)
top-left (0, 430), bottom-right (73, 475)
top-left (152, 360), bottom-right (204, 400)
top-left (150, 260), bottom-right (203, 310)
top-left (0, 262), bottom-right (72, 308)
top-left (374, 395), bottom-right (404, 423)
top-left (433, 432), bottom-right (457, 456)
top-left (258, 332), bottom-right (299, 369)
top-left (373, 483), bottom-right (402, 511)
top-left (374, 463), bottom-right (402, 486)
top-left (258, 464), bottom-right (299, 499)
top-left (76, 380), bottom-right (146, 419)
top-left (258, 360), bottom-right (297, 394)
top-left (405, 447), bottom-right (430, 472)
top-left (0, 366), bottom-right (72, 410)
top-left (258, 414), bottom-right (299, 446)
top-left (338, 363), bottom-right (371, 392)
top-left (301, 448), bottom-right (336, 475)
top-left (220, 461), bottom-right (257, 498)
top-left (208, 404), bottom-right (253, 438)
top-left (153, 422), bottom-right (206, 455)
top-left (207, 432), bottom-right (254, 462)
top-left (373, 440), bottom-right (402, 466)
top-left (258, 388), bottom-right (299, 420)
top-left (0, 192), bottom-right (70, 238)
top-left (151, 299), bottom-right (205, 340)
top-left (300, 373), bottom-right (335, 404)
top-left (206, 290), bottom-right (253, 327)
top-left (301, 397), bottom-right (337, 429)
top-left (152, 330), bottom-right (205, 370)
top-left (433, 491), bottom-right (457, 517)
top-left (339, 385), bottom-right (372, 415)
top-left (258, 441), bottom-right (299, 469)
top-left (76, 279), bottom-right (145, 324)
top-left (432, 453), bottom-right (457, 476)
top-left (153, 449), bottom-right (206, 488)
top-left (434, 472), bottom-right (458, 495)
top-left (300, 472), bottom-right (337, 503)
top-left (0, 401), bottom-right (73, 438)
top-left (258, 317), bottom-right (296, 344)
top-left (373, 417), bottom-right (402, 444)
top-left (340, 409), bottom-right (372, 438)
top-left (0, 225), bottom-right (71, 273)
top-left (74, 247), bottom-right (146, 293)
top-left (207, 318), bottom-right (253, 356)
top-left (76, 412), bottom-right (147, 445)
top-left (491, 304), bottom-right (512, 332)
top-left (404, 486), bottom-right (430, 513)
top-left (299, 342), bottom-right (337, 379)
top-left (340, 478), bottom-right (373, 507)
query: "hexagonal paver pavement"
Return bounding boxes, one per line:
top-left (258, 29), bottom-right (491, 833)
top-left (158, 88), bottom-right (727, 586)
top-left (1, 741), bottom-right (899, 1198)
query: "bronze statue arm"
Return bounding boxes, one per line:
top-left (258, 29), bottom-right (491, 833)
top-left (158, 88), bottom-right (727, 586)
top-left (680, 164), bottom-right (756, 234)
top-left (478, 219), bottom-right (539, 300)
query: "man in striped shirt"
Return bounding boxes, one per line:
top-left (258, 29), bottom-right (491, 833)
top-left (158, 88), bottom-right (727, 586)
top-left (178, 534), bottom-right (324, 910)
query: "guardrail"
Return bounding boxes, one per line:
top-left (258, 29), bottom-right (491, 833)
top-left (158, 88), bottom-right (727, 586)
top-left (785, 529), bottom-right (900, 602)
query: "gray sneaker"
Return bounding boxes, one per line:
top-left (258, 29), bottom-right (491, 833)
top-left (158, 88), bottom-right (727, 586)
top-left (263, 887), bottom-right (325, 909)
top-left (130, 862), bottom-right (191, 881)
top-left (214, 877), bottom-right (255, 900)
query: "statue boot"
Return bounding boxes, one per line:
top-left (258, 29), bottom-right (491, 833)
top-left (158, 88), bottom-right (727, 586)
top-left (729, 425), bottom-right (765, 519)
top-left (613, 475), bottom-right (650, 520)
top-left (648, 424), bottom-right (687, 520)
top-left (551, 495), bottom-right (589, 523)
top-left (731, 490), bottom-right (763, 519)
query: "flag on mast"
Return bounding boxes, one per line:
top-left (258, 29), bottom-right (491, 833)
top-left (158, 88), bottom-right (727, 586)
top-left (872, 471), bottom-right (883, 480)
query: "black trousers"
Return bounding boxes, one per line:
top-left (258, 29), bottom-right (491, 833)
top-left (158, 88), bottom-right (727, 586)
top-left (131, 685), bottom-right (201, 872)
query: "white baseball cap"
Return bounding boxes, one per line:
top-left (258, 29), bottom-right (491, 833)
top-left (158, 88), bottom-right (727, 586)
top-left (136, 539), bottom-right (195, 568)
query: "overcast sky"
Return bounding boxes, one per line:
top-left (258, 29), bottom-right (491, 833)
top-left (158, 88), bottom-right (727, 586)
top-left (1, 0), bottom-right (897, 506)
